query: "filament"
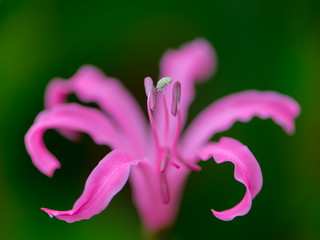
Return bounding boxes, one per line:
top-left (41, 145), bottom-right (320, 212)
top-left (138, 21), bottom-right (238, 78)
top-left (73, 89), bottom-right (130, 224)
top-left (161, 91), bottom-right (170, 145)
top-left (147, 95), bottom-right (160, 150)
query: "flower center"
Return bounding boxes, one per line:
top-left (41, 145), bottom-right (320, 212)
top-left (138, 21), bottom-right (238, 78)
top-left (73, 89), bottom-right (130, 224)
top-left (144, 77), bottom-right (200, 204)
top-left (144, 77), bottom-right (181, 154)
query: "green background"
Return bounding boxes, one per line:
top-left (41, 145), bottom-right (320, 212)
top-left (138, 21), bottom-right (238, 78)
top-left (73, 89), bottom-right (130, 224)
top-left (0, 0), bottom-right (319, 239)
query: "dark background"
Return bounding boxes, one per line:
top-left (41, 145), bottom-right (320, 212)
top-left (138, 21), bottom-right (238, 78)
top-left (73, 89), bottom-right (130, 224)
top-left (0, 0), bottom-right (319, 239)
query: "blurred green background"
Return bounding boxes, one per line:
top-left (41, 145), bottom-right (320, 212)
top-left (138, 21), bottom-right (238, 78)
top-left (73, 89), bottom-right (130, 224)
top-left (0, 0), bottom-right (319, 239)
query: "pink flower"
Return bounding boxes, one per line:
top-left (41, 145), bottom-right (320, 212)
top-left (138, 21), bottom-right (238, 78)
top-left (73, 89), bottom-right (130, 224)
top-left (25, 39), bottom-right (300, 232)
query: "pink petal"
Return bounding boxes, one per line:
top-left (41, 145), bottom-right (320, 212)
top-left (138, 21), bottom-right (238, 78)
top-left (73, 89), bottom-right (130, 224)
top-left (156, 39), bottom-right (217, 142)
top-left (130, 160), bottom-right (185, 232)
top-left (41, 150), bottom-right (139, 222)
top-left (182, 91), bottom-right (300, 155)
top-left (43, 78), bottom-right (80, 141)
top-left (45, 65), bottom-right (147, 157)
top-left (25, 103), bottom-right (123, 177)
top-left (196, 137), bottom-right (263, 221)
top-left (160, 38), bottom-right (216, 84)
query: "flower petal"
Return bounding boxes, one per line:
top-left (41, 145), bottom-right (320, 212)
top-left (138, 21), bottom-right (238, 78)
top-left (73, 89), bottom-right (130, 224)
top-left (130, 160), bottom-right (185, 232)
top-left (159, 38), bottom-right (216, 97)
top-left (45, 65), bottom-right (147, 157)
top-left (182, 91), bottom-right (300, 155)
top-left (41, 150), bottom-right (139, 222)
top-left (196, 137), bottom-right (262, 221)
top-left (25, 103), bottom-right (124, 177)
top-left (156, 39), bottom-right (217, 142)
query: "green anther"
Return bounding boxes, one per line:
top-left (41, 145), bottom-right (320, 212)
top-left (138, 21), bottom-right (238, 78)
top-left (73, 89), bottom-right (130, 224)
top-left (156, 77), bottom-right (173, 92)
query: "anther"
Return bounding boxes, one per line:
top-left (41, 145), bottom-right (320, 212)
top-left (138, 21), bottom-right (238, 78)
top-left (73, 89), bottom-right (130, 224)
top-left (144, 77), bottom-right (156, 110)
top-left (156, 77), bottom-right (172, 92)
top-left (150, 88), bottom-right (156, 111)
top-left (160, 148), bottom-right (170, 172)
top-left (144, 77), bottom-right (153, 96)
top-left (171, 81), bottom-right (181, 116)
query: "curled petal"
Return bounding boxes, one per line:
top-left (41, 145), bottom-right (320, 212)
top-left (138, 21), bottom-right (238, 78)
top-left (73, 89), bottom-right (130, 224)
top-left (183, 91), bottom-right (300, 155)
top-left (45, 65), bottom-right (147, 157)
top-left (196, 137), bottom-right (262, 221)
top-left (25, 103), bottom-right (123, 177)
top-left (160, 38), bottom-right (216, 85)
top-left (42, 150), bottom-right (139, 222)
top-left (43, 78), bottom-right (80, 141)
top-left (156, 39), bottom-right (217, 142)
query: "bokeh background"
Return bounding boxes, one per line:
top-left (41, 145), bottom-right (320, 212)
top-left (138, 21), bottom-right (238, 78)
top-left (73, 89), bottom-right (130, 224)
top-left (0, 0), bottom-right (319, 239)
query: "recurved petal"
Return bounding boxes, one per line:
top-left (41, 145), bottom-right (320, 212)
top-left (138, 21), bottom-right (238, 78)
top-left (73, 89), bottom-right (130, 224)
top-left (42, 150), bottom-right (139, 222)
top-left (183, 90), bottom-right (300, 155)
top-left (25, 103), bottom-right (123, 177)
top-left (44, 65), bottom-right (147, 157)
top-left (156, 39), bottom-right (217, 141)
top-left (196, 137), bottom-right (262, 221)
top-left (160, 38), bottom-right (216, 84)
top-left (43, 78), bottom-right (80, 141)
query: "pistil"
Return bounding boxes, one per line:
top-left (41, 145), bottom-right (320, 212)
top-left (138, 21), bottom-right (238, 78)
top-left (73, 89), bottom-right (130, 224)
top-left (156, 77), bottom-right (172, 145)
top-left (144, 77), bottom-right (159, 149)
top-left (161, 92), bottom-right (170, 145)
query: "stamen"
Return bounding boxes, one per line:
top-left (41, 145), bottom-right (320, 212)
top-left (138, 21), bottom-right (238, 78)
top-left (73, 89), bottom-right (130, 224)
top-left (147, 99), bottom-right (159, 148)
top-left (171, 81), bottom-right (181, 116)
top-left (144, 77), bottom-right (159, 148)
top-left (144, 77), bottom-right (156, 110)
top-left (170, 161), bottom-right (181, 169)
top-left (176, 153), bottom-right (202, 172)
top-left (160, 148), bottom-right (170, 172)
top-left (172, 109), bottom-right (181, 150)
top-left (160, 172), bottom-right (170, 204)
top-left (150, 89), bottom-right (156, 111)
top-left (161, 92), bottom-right (170, 144)
top-left (171, 82), bottom-right (182, 150)
top-left (156, 77), bottom-right (172, 92)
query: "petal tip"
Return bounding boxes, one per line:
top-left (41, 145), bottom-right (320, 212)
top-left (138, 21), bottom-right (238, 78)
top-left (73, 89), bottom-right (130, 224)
top-left (76, 64), bottom-right (104, 75)
top-left (43, 162), bottom-right (61, 178)
top-left (211, 209), bottom-right (238, 221)
top-left (285, 126), bottom-right (295, 135)
top-left (41, 208), bottom-right (54, 218)
top-left (187, 37), bottom-right (217, 80)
